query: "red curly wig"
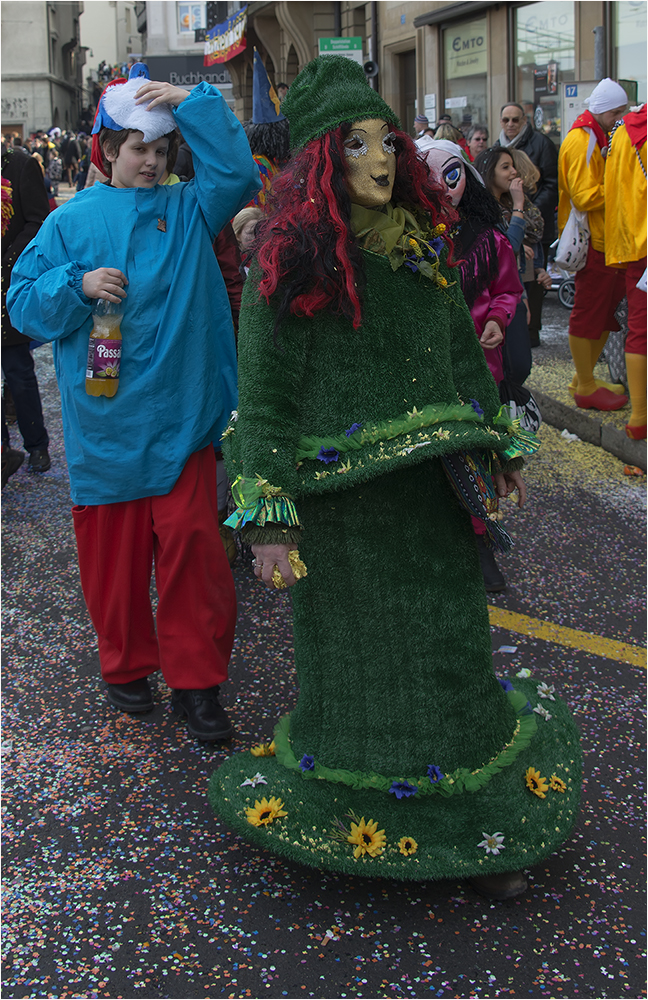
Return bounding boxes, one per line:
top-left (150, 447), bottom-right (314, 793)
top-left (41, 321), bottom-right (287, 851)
top-left (255, 124), bottom-right (457, 333)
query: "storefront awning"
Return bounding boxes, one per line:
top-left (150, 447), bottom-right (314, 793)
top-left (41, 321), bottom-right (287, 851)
top-left (413, 1), bottom-right (499, 29)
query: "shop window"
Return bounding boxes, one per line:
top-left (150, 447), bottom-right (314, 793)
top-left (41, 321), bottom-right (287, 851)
top-left (514, 1), bottom-right (574, 143)
top-left (177, 2), bottom-right (205, 35)
top-left (442, 17), bottom-right (487, 135)
top-left (614, 1), bottom-right (647, 104)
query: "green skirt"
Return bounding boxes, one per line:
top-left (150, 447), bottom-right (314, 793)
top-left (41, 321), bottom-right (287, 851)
top-left (209, 460), bottom-right (581, 880)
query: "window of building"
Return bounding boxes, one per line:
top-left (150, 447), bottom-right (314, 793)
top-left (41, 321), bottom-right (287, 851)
top-left (614, 1), bottom-right (647, 104)
top-left (442, 17), bottom-right (487, 134)
top-left (177, 3), bottom-right (205, 35)
top-left (514, 1), bottom-right (574, 142)
top-left (399, 50), bottom-right (416, 135)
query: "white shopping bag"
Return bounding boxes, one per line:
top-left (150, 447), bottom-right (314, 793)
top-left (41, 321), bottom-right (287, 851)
top-left (554, 204), bottom-right (590, 272)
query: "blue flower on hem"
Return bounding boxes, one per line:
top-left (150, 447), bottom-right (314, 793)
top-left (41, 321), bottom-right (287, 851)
top-left (389, 780), bottom-right (418, 799)
top-left (317, 447), bottom-right (340, 464)
top-left (299, 754), bottom-right (315, 772)
top-left (404, 256), bottom-right (419, 272)
top-left (499, 679), bottom-right (514, 693)
top-left (428, 237), bottom-right (445, 256)
top-left (427, 765), bottom-right (445, 784)
top-left (470, 398), bottom-right (484, 416)
top-left (345, 423), bottom-right (363, 437)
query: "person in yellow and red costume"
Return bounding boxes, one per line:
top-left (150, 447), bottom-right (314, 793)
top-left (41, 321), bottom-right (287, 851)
top-left (558, 78), bottom-right (629, 411)
top-left (604, 104), bottom-right (647, 440)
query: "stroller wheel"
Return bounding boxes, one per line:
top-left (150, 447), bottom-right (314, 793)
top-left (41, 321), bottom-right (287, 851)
top-left (558, 278), bottom-right (576, 309)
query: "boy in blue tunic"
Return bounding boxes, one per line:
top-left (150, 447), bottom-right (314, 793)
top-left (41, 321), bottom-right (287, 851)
top-left (7, 72), bottom-right (260, 740)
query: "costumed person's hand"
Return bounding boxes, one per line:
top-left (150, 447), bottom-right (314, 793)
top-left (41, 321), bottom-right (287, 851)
top-left (523, 244), bottom-right (534, 260)
top-left (510, 177), bottom-right (525, 211)
top-left (252, 543), bottom-right (299, 589)
top-left (82, 268), bottom-right (128, 303)
top-left (493, 470), bottom-right (526, 508)
top-left (536, 268), bottom-right (552, 290)
top-left (135, 81), bottom-right (189, 110)
top-left (480, 320), bottom-right (504, 349)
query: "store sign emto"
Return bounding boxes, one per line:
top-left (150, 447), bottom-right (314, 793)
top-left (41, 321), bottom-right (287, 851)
top-left (445, 18), bottom-right (487, 80)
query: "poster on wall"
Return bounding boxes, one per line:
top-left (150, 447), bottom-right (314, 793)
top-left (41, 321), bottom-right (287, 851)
top-left (204, 6), bottom-right (247, 65)
top-left (533, 61), bottom-right (558, 101)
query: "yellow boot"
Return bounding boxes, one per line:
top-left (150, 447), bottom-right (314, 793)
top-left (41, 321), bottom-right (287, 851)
top-left (568, 332), bottom-right (626, 396)
top-left (571, 335), bottom-right (628, 410)
top-left (625, 352), bottom-right (647, 439)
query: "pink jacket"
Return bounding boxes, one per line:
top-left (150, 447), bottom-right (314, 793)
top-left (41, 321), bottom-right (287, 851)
top-left (468, 229), bottom-right (523, 385)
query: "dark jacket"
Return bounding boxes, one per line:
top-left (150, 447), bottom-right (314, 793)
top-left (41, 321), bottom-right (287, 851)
top-left (496, 125), bottom-right (559, 243)
top-left (2, 146), bottom-right (51, 345)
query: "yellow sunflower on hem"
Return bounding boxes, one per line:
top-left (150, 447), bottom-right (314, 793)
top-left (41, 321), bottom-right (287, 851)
top-left (250, 740), bottom-right (275, 757)
top-left (398, 836), bottom-right (418, 856)
top-left (525, 766), bottom-right (549, 799)
top-left (245, 796), bottom-right (287, 827)
top-left (549, 774), bottom-right (567, 793)
top-left (347, 817), bottom-right (386, 859)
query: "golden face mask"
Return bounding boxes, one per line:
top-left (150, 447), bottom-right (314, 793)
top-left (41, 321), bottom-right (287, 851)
top-left (343, 118), bottom-right (397, 208)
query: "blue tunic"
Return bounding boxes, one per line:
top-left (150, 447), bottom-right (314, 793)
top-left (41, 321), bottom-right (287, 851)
top-left (7, 83), bottom-right (260, 505)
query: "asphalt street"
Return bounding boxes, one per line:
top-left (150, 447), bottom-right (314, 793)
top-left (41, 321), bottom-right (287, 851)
top-left (2, 294), bottom-right (646, 1000)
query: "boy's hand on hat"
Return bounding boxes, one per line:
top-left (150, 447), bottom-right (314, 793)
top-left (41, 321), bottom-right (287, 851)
top-left (134, 81), bottom-right (189, 110)
top-left (82, 268), bottom-right (128, 303)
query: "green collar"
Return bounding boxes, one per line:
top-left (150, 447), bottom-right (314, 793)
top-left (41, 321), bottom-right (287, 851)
top-left (350, 202), bottom-right (454, 290)
top-left (350, 202), bottom-right (420, 255)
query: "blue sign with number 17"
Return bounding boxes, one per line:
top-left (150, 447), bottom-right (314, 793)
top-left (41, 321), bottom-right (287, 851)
top-left (566, 85), bottom-right (578, 97)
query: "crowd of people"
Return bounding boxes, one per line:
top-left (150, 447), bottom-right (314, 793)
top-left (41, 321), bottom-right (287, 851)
top-left (1, 57), bottom-right (644, 900)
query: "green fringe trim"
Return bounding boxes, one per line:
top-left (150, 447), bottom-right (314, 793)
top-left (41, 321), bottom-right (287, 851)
top-left (492, 407), bottom-right (540, 462)
top-left (273, 689), bottom-right (538, 798)
top-left (224, 474), bottom-right (300, 531)
top-left (294, 404), bottom-right (540, 468)
top-left (241, 523), bottom-right (303, 546)
top-left (295, 402), bottom-right (487, 462)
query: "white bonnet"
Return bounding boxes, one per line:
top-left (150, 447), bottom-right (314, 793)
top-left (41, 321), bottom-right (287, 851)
top-left (584, 78), bottom-right (628, 114)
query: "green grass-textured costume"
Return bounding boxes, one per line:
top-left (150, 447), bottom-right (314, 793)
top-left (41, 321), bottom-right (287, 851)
top-left (209, 57), bottom-right (581, 882)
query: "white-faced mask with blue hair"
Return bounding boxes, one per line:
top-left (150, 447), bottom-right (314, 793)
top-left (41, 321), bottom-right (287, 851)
top-left (414, 136), bottom-right (484, 207)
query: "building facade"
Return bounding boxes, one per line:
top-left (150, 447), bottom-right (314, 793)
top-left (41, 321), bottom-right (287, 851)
top-left (79, 1), bottom-right (142, 109)
top-left (1, 1), bottom-right (86, 137)
top-left (134, 1), bottom-right (235, 108)
top-left (130, 2), bottom-right (646, 134)
top-left (167, 0), bottom-right (646, 135)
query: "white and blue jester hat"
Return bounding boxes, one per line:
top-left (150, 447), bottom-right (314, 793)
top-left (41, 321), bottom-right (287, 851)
top-left (91, 63), bottom-right (177, 175)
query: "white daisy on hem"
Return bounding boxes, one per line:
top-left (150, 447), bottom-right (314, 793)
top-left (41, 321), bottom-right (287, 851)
top-left (478, 832), bottom-right (506, 855)
top-left (240, 772), bottom-right (268, 788)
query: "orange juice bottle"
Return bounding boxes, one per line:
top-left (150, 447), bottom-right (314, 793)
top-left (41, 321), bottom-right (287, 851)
top-left (85, 299), bottom-right (122, 397)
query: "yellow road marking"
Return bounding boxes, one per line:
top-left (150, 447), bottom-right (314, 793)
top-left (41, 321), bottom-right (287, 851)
top-left (488, 605), bottom-right (647, 668)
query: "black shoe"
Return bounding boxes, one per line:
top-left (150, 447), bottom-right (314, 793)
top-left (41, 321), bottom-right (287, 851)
top-left (28, 447), bottom-right (51, 473)
top-left (476, 534), bottom-right (507, 592)
top-left (468, 870), bottom-right (528, 900)
top-left (106, 677), bottom-right (154, 714)
top-left (171, 686), bottom-right (234, 741)
top-left (1, 447), bottom-right (24, 488)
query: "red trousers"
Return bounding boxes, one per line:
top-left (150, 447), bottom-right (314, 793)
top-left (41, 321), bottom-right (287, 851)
top-left (72, 447), bottom-right (236, 688)
top-left (626, 257), bottom-right (647, 356)
top-left (569, 245), bottom-right (626, 340)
